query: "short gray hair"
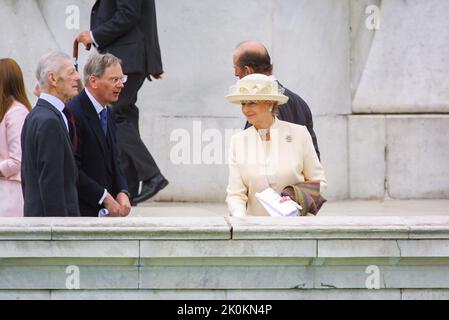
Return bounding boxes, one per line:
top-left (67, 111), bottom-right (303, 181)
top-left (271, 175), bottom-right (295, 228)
top-left (35, 51), bottom-right (72, 89)
top-left (83, 53), bottom-right (122, 86)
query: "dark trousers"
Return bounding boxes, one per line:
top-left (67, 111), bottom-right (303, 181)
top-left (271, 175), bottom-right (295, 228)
top-left (112, 73), bottom-right (160, 197)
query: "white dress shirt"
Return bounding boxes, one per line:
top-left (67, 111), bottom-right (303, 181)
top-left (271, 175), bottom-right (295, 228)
top-left (39, 93), bottom-right (69, 132)
top-left (85, 88), bottom-right (108, 209)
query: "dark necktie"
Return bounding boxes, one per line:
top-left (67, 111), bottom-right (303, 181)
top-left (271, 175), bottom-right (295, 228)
top-left (62, 106), bottom-right (78, 153)
top-left (100, 108), bottom-right (108, 135)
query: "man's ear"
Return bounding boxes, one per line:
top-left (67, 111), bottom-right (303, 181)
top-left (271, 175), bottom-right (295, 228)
top-left (48, 72), bottom-right (57, 87)
top-left (89, 76), bottom-right (98, 89)
top-left (244, 66), bottom-right (255, 76)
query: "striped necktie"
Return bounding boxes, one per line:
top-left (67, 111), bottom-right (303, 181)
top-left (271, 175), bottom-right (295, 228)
top-left (62, 106), bottom-right (78, 153)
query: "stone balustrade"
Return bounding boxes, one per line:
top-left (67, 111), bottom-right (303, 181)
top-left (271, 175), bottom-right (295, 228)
top-left (1, 216), bottom-right (449, 300)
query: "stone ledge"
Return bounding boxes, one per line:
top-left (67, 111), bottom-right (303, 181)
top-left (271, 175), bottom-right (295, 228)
top-left (0, 217), bottom-right (231, 240)
top-left (1, 216), bottom-right (449, 240)
top-left (0, 216), bottom-right (448, 298)
top-left (230, 216), bottom-right (449, 239)
top-left (0, 289), bottom-right (403, 300)
top-left (140, 240), bottom-right (316, 258)
top-left (0, 241), bottom-right (139, 258)
top-left (3, 289), bottom-right (449, 300)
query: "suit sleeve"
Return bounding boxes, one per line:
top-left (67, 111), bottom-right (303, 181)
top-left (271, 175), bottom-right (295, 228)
top-left (113, 156), bottom-right (128, 195)
top-left (109, 112), bottom-right (128, 194)
top-left (35, 118), bottom-right (69, 215)
top-left (225, 135), bottom-right (248, 217)
top-left (92, 0), bottom-right (142, 48)
top-left (76, 166), bottom-right (106, 205)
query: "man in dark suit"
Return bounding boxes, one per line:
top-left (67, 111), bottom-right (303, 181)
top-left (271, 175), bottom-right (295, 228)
top-left (68, 53), bottom-right (131, 217)
top-left (21, 52), bottom-right (81, 217)
top-left (232, 41), bottom-right (321, 159)
top-left (76, 0), bottom-right (168, 206)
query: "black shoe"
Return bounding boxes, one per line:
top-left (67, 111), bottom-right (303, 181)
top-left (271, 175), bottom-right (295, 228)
top-left (131, 174), bottom-right (169, 205)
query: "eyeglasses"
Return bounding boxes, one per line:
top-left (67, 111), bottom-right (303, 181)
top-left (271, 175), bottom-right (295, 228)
top-left (108, 75), bottom-right (128, 84)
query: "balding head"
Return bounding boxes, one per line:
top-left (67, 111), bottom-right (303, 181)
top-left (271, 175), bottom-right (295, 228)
top-left (235, 40), bottom-right (268, 56)
top-left (233, 40), bottom-right (273, 79)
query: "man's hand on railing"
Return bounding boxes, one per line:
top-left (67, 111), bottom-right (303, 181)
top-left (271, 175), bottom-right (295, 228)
top-left (116, 192), bottom-right (131, 217)
top-left (103, 192), bottom-right (121, 217)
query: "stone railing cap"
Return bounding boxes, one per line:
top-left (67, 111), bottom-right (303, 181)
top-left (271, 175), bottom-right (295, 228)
top-left (1, 216), bottom-right (448, 240)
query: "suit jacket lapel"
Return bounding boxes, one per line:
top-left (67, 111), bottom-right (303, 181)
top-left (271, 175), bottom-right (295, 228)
top-left (37, 98), bottom-right (72, 145)
top-left (250, 118), bottom-right (284, 188)
top-left (105, 106), bottom-right (114, 145)
top-left (269, 118), bottom-right (281, 172)
top-left (78, 91), bottom-right (108, 159)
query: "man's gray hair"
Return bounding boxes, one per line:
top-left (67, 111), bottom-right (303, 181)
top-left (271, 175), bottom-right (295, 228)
top-left (83, 53), bottom-right (122, 86)
top-left (35, 51), bottom-right (72, 89)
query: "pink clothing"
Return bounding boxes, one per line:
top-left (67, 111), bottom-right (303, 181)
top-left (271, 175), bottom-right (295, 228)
top-left (0, 101), bottom-right (29, 217)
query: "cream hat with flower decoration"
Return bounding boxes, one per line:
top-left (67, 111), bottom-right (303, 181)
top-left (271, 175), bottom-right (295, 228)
top-left (226, 73), bottom-right (289, 105)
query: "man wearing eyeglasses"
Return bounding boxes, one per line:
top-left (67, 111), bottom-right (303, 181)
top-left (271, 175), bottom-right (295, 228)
top-left (76, 0), bottom-right (168, 206)
top-left (67, 53), bottom-right (131, 217)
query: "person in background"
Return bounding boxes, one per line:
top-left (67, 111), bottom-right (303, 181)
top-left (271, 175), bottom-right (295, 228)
top-left (76, 0), bottom-right (169, 206)
top-left (0, 58), bottom-right (32, 217)
top-left (225, 74), bottom-right (327, 216)
top-left (232, 40), bottom-right (320, 159)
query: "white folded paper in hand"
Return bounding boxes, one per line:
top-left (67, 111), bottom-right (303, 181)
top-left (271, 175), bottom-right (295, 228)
top-left (255, 188), bottom-right (301, 217)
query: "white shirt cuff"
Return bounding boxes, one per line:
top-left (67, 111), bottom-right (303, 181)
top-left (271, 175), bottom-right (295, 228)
top-left (98, 189), bottom-right (107, 205)
top-left (90, 31), bottom-right (99, 47)
top-left (98, 208), bottom-right (109, 217)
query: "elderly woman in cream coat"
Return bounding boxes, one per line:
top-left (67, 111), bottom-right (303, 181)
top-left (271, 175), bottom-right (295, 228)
top-left (226, 74), bottom-right (327, 217)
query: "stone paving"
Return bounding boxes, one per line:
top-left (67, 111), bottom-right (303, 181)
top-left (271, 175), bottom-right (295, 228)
top-left (129, 199), bottom-right (449, 217)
